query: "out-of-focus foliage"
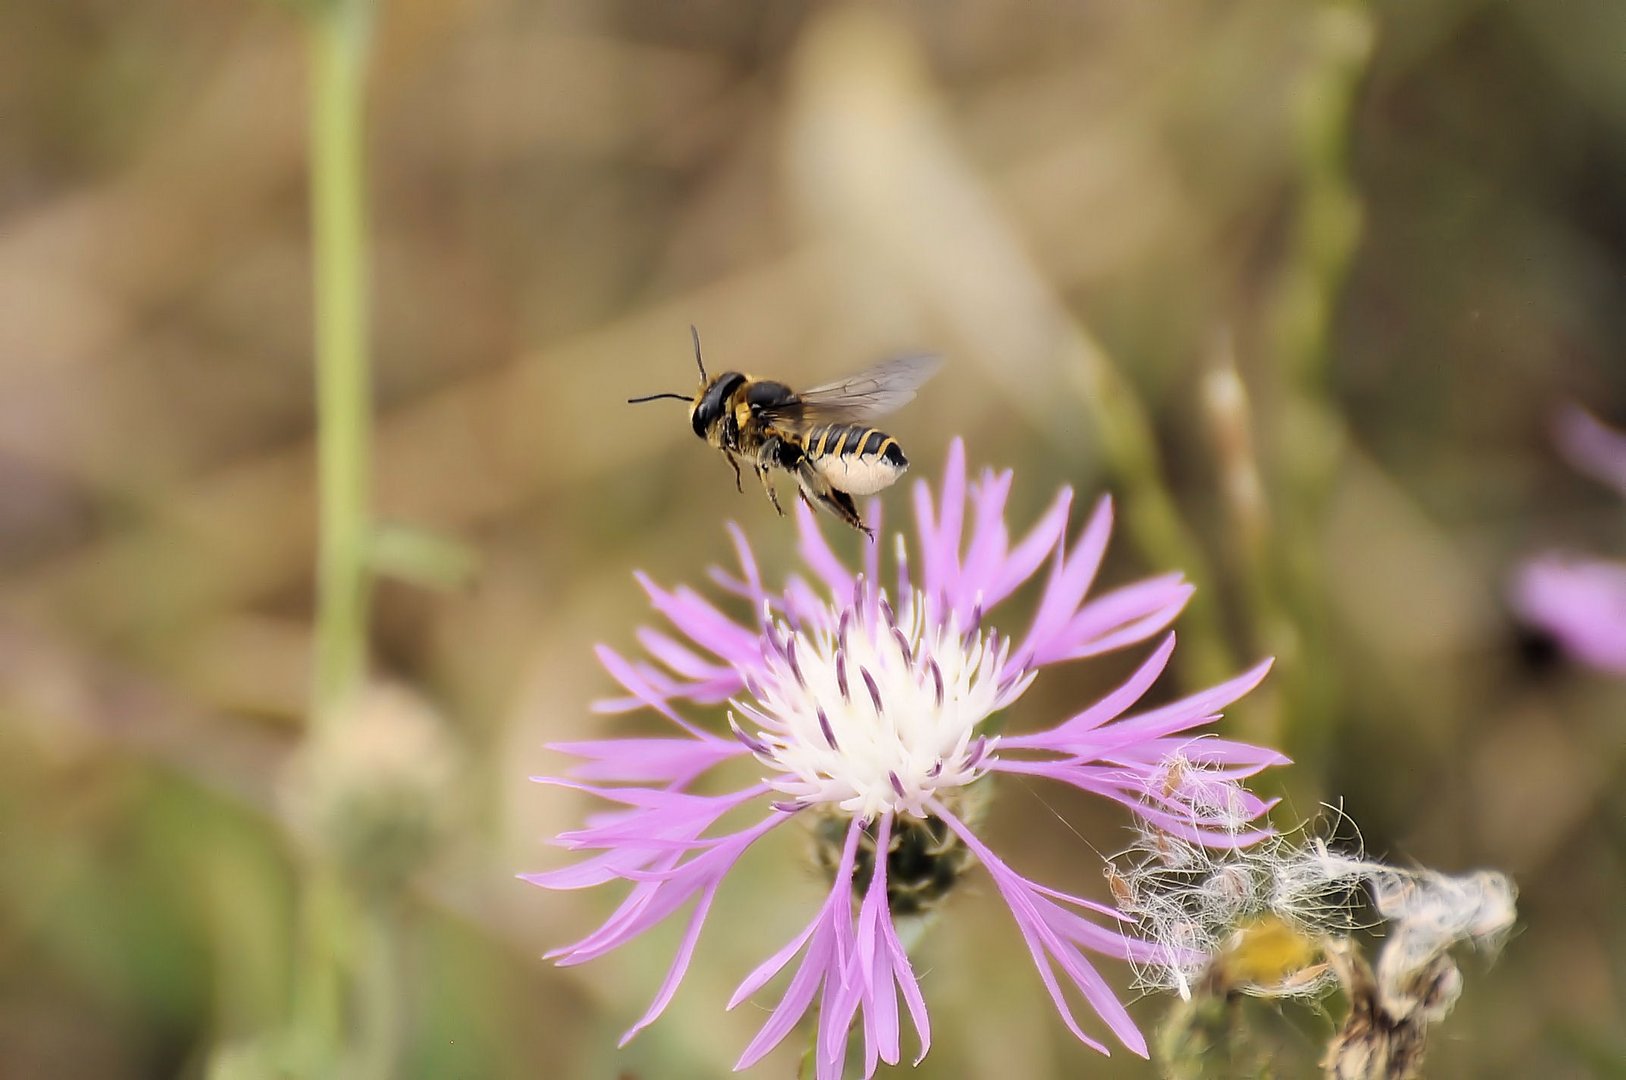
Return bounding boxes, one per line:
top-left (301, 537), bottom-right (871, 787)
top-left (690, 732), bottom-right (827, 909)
top-left (2, 0), bottom-right (1624, 1076)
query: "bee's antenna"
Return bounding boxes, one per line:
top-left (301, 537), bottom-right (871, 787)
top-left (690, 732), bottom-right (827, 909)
top-left (690, 324), bottom-right (707, 382)
top-left (627, 327), bottom-right (707, 405)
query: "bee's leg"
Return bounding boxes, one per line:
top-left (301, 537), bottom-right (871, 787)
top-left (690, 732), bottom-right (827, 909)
top-left (827, 488), bottom-right (872, 537)
top-left (760, 470), bottom-right (785, 516)
top-left (796, 465), bottom-right (872, 537)
top-left (754, 438), bottom-right (789, 516)
top-left (752, 465), bottom-right (785, 518)
top-left (720, 451), bottom-right (743, 494)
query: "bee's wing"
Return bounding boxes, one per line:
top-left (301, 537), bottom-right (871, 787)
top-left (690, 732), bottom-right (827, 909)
top-left (768, 354), bottom-right (943, 426)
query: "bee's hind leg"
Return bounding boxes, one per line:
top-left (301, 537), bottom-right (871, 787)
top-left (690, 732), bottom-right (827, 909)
top-left (826, 489), bottom-right (872, 538)
top-left (795, 466), bottom-right (872, 537)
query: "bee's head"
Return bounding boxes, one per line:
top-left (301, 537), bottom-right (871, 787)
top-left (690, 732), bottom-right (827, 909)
top-left (689, 372), bottom-right (746, 439)
top-left (628, 326), bottom-right (740, 442)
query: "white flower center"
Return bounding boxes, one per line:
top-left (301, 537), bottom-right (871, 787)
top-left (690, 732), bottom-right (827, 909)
top-left (730, 582), bottom-right (1017, 820)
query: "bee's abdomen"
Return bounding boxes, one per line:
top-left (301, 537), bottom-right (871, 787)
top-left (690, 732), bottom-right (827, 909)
top-left (806, 424), bottom-right (908, 496)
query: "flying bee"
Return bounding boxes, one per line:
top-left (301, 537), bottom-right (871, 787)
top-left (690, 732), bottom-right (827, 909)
top-left (628, 327), bottom-right (941, 536)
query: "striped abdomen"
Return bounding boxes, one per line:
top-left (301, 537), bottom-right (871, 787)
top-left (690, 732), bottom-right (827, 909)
top-left (804, 424), bottom-right (909, 496)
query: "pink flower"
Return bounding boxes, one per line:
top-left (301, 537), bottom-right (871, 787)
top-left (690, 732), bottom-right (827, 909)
top-left (1511, 407), bottom-right (1626, 675)
top-left (1512, 555), bottom-right (1626, 675)
top-left (1555, 402), bottom-right (1626, 499)
top-left (524, 439), bottom-right (1283, 1076)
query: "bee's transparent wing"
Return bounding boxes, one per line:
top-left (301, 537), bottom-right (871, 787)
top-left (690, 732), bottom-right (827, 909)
top-left (771, 354), bottom-right (943, 425)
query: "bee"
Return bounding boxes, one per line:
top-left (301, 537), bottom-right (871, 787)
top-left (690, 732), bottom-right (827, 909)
top-left (628, 327), bottom-right (941, 536)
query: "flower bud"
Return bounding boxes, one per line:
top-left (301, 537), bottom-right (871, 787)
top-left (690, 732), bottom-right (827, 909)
top-left (284, 684), bottom-right (458, 894)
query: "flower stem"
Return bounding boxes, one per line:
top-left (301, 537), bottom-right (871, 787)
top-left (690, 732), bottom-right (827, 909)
top-left (1263, 3), bottom-right (1374, 768)
top-left (292, 1), bottom-right (389, 1075)
top-left (310, 0), bottom-right (375, 734)
top-left (1070, 334), bottom-right (1237, 688)
top-left (292, 861), bottom-right (348, 1070)
top-left (357, 902), bottom-right (404, 1080)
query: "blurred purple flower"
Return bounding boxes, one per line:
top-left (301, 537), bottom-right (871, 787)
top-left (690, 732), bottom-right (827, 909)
top-left (524, 439), bottom-right (1283, 1076)
top-left (1512, 555), bottom-right (1626, 675)
top-left (1511, 407), bottom-right (1626, 675)
top-left (1554, 402), bottom-right (1626, 499)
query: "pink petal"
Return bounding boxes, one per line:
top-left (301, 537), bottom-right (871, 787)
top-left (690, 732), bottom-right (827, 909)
top-left (1001, 634), bottom-right (1176, 751)
top-left (727, 918), bottom-right (820, 1009)
top-left (1114, 735), bottom-right (1292, 773)
top-left (732, 820), bottom-right (863, 1070)
top-left (547, 736), bottom-right (744, 784)
top-left (1009, 495), bottom-right (1113, 672)
top-left (618, 877), bottom-right (724, 1044)
top-left (958, 469), bottom-right (1014, 610)
top-left (725, 522), bottom-right (767, 606)
top-left (1052, 575), bottom-right (1193, 663)
top-left (926, 438), bottom-right (969, 602)
top-left (931, 801), bottom-right (1147, 1057)
top-left (1092, 658), bottom-right (1274, 749)
top-left (555, 813), bottom-right (783, 966)
top-left (1555, 404), bottom-right (1626, 498)
top-left (989, 486), bottom-right (1074, 606)
top-left (635, 626), bottom-right (738, 683)
top-left (637, 573), bottom-right (759, 665)
top-left (796, 500), bottom-right (856, 599)
top-left (593, 645), bottom-right (711, 737)
top-left (863, 498), bottom-right (884, 586)
top-left (520, 845), bottom-right (676, 891)
top-left (1511, 553), bottom-right (1626, 674)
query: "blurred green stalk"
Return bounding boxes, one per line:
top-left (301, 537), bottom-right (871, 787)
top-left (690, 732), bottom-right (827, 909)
top-left (1201, 336), bottom-right (1289, 748)
top-left (358, 903), bottom-right (404, 1080)
top-left (293, 2), bottom-right (398, 1078)
top-left (1263, 4), bottom-right (1374, 769)
top-left (1072, 336), bottom-right (1236, 688)
top-left (310, 0), bottom-right (374, 732)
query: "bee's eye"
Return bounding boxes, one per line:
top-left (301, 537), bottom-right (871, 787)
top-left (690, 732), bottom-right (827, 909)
top-left (692, 373), bottom-right (748, 438)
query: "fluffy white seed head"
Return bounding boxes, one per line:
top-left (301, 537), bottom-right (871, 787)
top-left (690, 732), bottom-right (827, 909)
top-left (1113, 784), bottom-right (1517, 1005)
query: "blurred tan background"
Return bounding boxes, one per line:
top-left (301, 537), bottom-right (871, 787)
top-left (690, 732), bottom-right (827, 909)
top-left (2, 0), bottom-right (1625, 1076)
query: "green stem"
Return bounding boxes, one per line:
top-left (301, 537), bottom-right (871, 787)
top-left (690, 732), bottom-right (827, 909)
top-left (357, 903), bottom-right (403, 1080)
top-left (294, 2), bottom-right (382, 1075)
top-left (310, 0), bottom-right (375, 734)
top-left (1263, 4), bottom-right (1373, 774)
top-left (1201, 340), bottom-right (1289, 749)
top-left (1072, 337), bottom-right (1237, 689)
top-left (293, 862), bottom-right (349, 1072)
